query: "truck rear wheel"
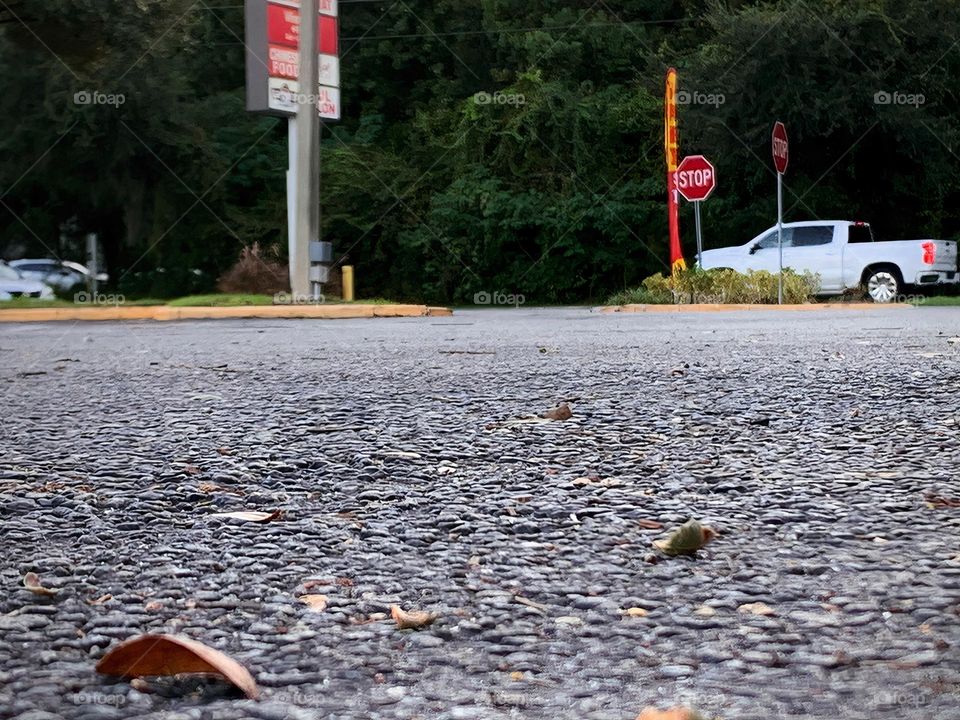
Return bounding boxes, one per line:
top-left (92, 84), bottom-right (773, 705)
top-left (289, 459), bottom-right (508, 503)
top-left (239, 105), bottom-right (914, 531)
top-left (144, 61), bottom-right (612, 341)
top-left (864, 267), bottom-right (902, 303)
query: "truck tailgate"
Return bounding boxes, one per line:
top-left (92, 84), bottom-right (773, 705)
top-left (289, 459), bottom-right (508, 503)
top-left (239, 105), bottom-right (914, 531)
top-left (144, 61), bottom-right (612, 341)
top-left (932, 240), bottom-right (958, 271)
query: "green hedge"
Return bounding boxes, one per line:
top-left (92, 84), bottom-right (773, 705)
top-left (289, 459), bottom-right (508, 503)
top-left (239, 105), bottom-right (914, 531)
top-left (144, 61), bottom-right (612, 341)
top-left (608, 268), bottom-right (821, 305)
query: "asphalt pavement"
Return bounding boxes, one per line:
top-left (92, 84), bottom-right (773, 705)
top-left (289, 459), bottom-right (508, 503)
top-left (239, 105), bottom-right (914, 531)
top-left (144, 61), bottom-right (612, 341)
top-left (2, 307), bottom-right (959, 720)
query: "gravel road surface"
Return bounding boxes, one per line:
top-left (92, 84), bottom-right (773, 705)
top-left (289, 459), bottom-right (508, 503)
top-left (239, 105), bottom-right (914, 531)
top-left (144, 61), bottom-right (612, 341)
top-left (2, 307), bottom-right (959, 720)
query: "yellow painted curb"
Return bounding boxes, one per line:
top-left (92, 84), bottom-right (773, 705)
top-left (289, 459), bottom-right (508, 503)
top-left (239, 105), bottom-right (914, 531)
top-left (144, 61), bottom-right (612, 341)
top-left (599, 303), bottom-right (915, 313)
top-left (0, 304), bottom-right (448, 323)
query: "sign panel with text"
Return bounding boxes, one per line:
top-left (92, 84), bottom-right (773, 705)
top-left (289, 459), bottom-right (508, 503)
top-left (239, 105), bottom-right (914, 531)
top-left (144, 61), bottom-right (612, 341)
top-left (245, 0), bottom-right (341, 120)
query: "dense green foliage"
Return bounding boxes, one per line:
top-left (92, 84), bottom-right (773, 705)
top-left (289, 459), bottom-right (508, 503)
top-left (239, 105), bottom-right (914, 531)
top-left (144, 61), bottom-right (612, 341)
top-left (2, 0), bottom-right (959, 302)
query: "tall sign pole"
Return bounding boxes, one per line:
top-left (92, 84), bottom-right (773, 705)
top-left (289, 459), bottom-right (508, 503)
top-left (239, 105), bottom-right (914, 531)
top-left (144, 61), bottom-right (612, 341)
top-left (293, 0), bottom-right (320, 299)
top-left (772, 121), bottom-right (789, 304)
top-left (245, 0), bottom-right (341, 299)
top-left (664, 68), bottom-right (685, 272)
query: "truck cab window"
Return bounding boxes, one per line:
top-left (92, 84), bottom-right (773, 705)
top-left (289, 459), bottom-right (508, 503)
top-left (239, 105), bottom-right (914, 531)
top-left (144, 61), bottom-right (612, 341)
top-left (791, 226), bottom-right (834, 247)
top-left (757, 229), bottom-right (792, 249)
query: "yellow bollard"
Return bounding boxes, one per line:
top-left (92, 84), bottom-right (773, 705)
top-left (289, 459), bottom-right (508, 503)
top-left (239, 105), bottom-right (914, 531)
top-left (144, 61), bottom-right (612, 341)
top-left (342, 265), bottom-right (355, 302)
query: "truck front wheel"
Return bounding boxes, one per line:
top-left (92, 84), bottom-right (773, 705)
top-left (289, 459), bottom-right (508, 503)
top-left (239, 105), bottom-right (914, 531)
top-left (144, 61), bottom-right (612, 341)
top-left (863, 266), bottom-right (902, 303)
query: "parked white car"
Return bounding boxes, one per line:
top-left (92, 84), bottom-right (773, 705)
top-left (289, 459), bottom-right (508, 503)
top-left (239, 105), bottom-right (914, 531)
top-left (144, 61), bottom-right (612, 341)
top-left (9, 258), bottom-right (108, 292)
top-left (0, 262), bottom-right (55, 300)
top-left (699, 220), bottom-right (959, 302)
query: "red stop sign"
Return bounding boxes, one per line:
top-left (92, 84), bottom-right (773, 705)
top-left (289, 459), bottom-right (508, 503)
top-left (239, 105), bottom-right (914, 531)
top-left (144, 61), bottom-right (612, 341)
top-left (675, 155), bottom-right (716, 202)
top-left (772, 121), bottom-right (789, 174)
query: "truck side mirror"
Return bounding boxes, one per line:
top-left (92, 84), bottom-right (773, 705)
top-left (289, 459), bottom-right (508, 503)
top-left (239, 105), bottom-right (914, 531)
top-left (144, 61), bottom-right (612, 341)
top-left (749, 243), bottom-right (761, 255)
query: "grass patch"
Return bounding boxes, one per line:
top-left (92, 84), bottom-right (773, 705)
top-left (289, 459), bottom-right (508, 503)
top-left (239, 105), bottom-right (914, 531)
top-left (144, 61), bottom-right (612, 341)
top-left (2, 292), bottom-right (413, 310)
top-left (0, 298), bottom-right (73, 308)
top-left (0, 297), bottom-right (166, 308)
top-left (166, 293), bottom-right (274, 307)
top-left (913, 295), bottom-right (960, 306)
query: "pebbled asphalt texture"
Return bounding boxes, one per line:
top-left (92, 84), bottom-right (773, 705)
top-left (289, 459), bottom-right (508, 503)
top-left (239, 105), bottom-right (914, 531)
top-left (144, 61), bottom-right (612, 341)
top-left (1, 307), bottom-right (959, 720)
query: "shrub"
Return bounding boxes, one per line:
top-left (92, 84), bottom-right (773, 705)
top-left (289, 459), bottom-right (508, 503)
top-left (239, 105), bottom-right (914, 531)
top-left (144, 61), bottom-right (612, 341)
top-left (607, 267), bottom-right (820, 305)
top-left (216, 243), bottom-right (289, 295)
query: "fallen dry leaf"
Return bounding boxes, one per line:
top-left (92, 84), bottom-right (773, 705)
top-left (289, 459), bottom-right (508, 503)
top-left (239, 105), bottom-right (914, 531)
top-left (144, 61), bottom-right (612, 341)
top-left (652, 519), bottom-right (717, 556)
top-left (624, 607), bottom-right (649, 618)
top-left (23, 572), bottom-right (59, 596)
top-left (299, 594), bottom-right (328, 612)
top-left (738, 601), bottom-right (776, 616)
top-left (391, 605), bottom-right (438, 630)
top-left (636, 707), bottom-right (703, 720)
top-left (924, 493), bottom-right (960, 509)
top-left (540, 403), bottom-right (573, 421)
top-left (209, 510), bottom-right (283, 523)
top-left (96, 634), bottom-right (259, 699)
top-left (88, 594), bottom-right (113, 606)
top-left (197, 482), bottom-right (245, 496)
top-left (144, 600), bottom-right (164, 612)
top-left (637, 519), bottom-right (664, 530)
top-left (693, 605), bottom-right (717, 617)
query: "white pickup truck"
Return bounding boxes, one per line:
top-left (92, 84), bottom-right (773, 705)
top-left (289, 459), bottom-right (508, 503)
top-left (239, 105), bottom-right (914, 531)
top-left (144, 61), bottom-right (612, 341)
top-left (699, 220), bottom-right (959, 302)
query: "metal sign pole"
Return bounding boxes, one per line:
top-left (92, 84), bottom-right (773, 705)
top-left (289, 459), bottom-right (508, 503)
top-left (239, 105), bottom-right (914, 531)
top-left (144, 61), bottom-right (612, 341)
top-left (286, 116), bottom-right (297, 295)
top-left (777, 171), bottom-right (783, 304)
top-left (293, 0), bottom-right (319, 300)
top-left (694, 200), bottom-right (703, 268)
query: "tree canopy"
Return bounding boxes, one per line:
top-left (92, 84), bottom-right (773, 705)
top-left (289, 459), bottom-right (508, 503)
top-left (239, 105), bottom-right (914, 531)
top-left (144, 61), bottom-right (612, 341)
top-left (1, 0), bottom-right (958, 301)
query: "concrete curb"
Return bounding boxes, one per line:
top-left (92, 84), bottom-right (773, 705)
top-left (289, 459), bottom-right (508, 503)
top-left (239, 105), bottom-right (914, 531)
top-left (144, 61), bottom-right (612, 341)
top-left (0, 304), bottom-right (452, 323)
top-left (599, 303), bottom-right (914, 314)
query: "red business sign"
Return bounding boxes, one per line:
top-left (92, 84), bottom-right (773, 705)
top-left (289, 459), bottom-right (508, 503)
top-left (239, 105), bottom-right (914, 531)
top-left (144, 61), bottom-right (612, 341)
top-left (267, 4), bottom-right (338, 53)
top-left (676, 155), bottom-right (716, 202)
top-left (267, 4), bottom-right (300, 46)
top-left (772, 121), bottom-right (789, 174)
top-left (246, 0), bottom-right (341, 120)
top-left (268, 45), bottom-right (299, 79)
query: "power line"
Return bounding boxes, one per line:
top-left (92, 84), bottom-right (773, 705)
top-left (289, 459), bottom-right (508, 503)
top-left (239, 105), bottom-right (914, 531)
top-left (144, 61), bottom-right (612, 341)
top-left (207, 17), bottom-right (694, 42)
top-left (342, 18), bottom-right (691, 41)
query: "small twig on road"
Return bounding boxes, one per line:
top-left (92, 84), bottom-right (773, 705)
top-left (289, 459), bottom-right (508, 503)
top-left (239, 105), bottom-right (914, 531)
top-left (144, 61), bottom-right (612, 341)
top-left (513, 595), bottom-right (549, 614)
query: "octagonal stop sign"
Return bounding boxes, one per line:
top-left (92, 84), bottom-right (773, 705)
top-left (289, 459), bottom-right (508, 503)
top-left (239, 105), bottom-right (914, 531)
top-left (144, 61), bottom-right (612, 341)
top-left (772, 121), bottom-right (789, 174)
top-left (675, 155), bottom-right (717, 202)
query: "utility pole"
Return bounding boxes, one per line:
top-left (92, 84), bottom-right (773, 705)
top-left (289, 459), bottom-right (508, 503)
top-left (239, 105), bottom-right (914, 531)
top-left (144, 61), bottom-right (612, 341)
top-left (292, 0), bottom-right (319, 300)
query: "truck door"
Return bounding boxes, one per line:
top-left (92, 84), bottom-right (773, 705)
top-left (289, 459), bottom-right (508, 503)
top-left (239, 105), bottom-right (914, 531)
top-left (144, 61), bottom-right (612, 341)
top-left (781, 225), bottom-right (842, 291)
top-left (747, 229), bottom-right (790, 274)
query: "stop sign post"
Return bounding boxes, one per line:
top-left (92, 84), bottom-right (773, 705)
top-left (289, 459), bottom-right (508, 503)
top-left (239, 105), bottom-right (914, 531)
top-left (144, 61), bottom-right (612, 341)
top-left (772, 122), bottom-right (789, 304)
top-left (676, 155), bottom-right (717, 267)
